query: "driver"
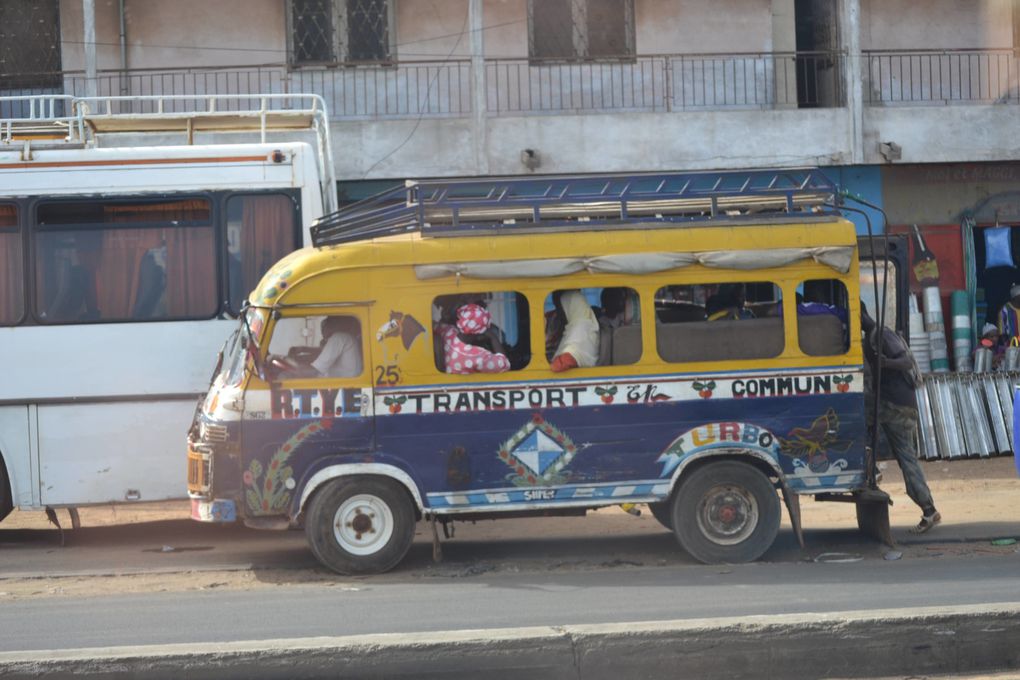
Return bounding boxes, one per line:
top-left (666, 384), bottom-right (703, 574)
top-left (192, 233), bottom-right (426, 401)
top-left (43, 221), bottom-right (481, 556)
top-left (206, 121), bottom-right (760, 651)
top-left (310, 316), bottom-right (363, 378)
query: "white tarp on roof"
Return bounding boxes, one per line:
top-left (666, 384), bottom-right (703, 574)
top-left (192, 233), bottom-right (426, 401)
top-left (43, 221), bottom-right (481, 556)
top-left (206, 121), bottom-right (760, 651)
top-left (414, 246), bottom-right (854, 280)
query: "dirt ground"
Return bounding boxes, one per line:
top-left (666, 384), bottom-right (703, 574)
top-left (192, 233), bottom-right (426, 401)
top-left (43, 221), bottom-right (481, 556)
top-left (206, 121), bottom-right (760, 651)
top-left (1, 456), bottom-right (1018, 601)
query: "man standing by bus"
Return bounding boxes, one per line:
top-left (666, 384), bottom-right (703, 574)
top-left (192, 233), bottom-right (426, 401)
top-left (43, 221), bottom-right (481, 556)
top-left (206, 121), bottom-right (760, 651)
top-left (861, 304), bottom-right (941, 534)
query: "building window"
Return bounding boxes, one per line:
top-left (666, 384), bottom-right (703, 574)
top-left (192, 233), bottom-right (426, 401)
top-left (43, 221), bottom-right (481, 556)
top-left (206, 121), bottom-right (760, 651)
top-left (0, 0), bottom-right (62, 91)
top-left (528, 0), bottom-right (635, 62)
top-left (289, 0), bottom-right (394, 66)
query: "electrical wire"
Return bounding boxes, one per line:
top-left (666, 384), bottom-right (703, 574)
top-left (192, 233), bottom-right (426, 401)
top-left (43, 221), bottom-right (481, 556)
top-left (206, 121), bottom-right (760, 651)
top-left (359, 5), bottom-right (471, 179)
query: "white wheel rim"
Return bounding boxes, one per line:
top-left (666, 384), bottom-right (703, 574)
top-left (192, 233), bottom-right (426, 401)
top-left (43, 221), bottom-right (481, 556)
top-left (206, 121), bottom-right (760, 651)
top-left (696, 483), bottom-right (759, 546)
top-left (332, 493), bottom-right (395, 556)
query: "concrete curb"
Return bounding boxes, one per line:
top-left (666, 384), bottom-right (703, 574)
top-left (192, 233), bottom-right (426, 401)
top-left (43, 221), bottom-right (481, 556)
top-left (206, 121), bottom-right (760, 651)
top-left (1, 603), bottom-right (1018, 679)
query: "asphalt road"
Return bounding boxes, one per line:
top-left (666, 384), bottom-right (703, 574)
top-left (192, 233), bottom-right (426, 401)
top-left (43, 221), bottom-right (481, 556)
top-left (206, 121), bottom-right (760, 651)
top-left (1, 553), bottom-right (1019, 653)
top-left (1, 516), bottom-right (1019, 653)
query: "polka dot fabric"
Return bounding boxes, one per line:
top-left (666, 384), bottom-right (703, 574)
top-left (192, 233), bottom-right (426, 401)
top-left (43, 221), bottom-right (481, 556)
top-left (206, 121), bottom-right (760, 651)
top-left (443, 305), bottom-right (510, 375)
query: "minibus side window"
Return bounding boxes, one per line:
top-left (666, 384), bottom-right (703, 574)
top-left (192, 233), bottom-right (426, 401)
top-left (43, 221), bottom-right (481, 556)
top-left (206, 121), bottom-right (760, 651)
top-left (797, 279), bottom-right (850, 356)
top-left (545, 287), bottom-right (641, 369)
top-left (265, 314), bottom-right (364, 380)
top-left (432, 292), bottom-right (530, 373)
top-left (654, 282), bottom-right (784, 362)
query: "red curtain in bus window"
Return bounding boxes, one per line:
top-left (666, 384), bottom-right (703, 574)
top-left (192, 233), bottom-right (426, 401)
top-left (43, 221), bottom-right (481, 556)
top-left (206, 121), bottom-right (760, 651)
top-left (99, 200), bottom-right (215, 320)
top-left (240, 195), bottom-right (296, 290)
top-left (0, 204), bottom-right (22, 324)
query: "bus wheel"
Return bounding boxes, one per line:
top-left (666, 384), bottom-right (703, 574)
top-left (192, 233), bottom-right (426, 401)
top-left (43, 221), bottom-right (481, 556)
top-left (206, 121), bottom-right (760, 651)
top-left (672, 461), bottom-right (780, 564)
top-left (304, 477), bottom-right (415, 575)
top-left (648, 501), bottom-right (673, 530)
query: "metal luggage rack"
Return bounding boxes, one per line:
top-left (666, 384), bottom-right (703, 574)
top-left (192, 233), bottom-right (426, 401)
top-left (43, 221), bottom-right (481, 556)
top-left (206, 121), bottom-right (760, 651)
top-left (311, 168), bottom-right (840, 247)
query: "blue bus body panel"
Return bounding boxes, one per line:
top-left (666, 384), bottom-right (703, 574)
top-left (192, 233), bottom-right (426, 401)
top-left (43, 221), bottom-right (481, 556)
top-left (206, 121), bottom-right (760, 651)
top-left (237, 368), bottom-right (867, 518)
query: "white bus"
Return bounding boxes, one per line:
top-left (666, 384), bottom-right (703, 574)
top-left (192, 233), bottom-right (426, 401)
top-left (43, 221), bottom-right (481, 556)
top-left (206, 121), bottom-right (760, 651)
top-left (0, 94), bottom-right (336, 525)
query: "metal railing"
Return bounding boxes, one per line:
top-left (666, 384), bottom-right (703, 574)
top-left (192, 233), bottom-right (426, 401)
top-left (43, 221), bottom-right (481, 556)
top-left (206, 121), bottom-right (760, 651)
top-left (21, 52), bottom-right (845, 122)
top-left (488, 52), bottom-right (843, 113)
top-left (865, 49), bottom-right (1020, 105)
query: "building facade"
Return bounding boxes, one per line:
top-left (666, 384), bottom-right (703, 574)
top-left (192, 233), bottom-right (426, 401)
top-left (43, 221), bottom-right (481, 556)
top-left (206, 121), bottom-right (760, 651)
top-left (4, 0), bottom-right (1020, 322)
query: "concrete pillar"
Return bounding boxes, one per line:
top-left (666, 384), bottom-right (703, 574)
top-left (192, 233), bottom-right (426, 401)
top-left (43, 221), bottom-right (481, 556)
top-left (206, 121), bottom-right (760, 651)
top-left (770, 0), bottom-right (797, 108)
top-left (841, 0), bottom-right (864, 163)
top-left (82, 0), bottom-right (97, 98)
top-left (469, 0), bottom-right (489, 175)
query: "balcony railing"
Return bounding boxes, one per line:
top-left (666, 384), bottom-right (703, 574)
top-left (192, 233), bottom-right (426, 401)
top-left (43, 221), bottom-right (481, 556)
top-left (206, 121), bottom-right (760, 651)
top-left (865, 49), bottom-right (1020, 105)
top-left (4, 52), bottom-right (845, 122)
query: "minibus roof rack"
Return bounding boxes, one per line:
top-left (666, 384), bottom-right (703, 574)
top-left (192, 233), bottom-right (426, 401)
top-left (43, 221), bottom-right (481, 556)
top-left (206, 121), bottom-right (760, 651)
top-left (0, 93), bottom-right (338, 212)
top-left (311, 168), bottom-right (839, 247)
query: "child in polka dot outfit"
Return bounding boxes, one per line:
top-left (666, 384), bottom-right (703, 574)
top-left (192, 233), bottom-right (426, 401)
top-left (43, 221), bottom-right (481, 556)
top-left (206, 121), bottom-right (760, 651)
top-left (442, 304), bottom-right (510, 375)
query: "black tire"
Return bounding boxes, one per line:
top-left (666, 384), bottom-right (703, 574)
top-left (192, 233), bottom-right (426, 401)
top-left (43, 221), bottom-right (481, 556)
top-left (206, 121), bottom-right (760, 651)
top-left (304, 476), bottom-right (416, 575)
top-left (648, 501), bottom-right (673, 530)
top-left (671, 461), bottom-right (781, 564)
top-left (0, 456), bottom-right (12, 524)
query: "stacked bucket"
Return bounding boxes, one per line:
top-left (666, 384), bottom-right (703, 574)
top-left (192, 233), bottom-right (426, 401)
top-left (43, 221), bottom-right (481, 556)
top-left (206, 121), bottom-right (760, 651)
top-left (922, 287), bottom-right (950, 372)
top-left (950, 290), bottom-right (972, 371)
top-left (908, 295), bottom-right (932, 372)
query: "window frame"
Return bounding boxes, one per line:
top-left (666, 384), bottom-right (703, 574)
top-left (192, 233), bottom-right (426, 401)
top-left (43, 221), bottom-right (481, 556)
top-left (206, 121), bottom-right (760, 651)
top-left (527, 0), bottom-right (636, 65)
top-left (796, 278), bottom-right (851, 357)
top-left (652, 280), bottom-right (787, 365)
top-left (286, 0), bottom-right (397, 68)
top-left (431, 290), bottom-right (533, 376)
top-left (262, 308), bottom-right (370, 389)
top-left (0, 202), bottom-right (25, 326)
top-left (29, 194), bottom-right (221, 326)
top-left (222, 190), bottom-right (302, 318)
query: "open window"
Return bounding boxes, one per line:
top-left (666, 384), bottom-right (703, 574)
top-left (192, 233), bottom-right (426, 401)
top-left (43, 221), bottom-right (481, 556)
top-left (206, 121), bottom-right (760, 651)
top-left (545, 287), bottom-right (641, 369)
top-left (797, 279), bottom-right (850, 356)
top-left (432, 292), bottom-right (530, 374)
top-left (655, 282), bottom-right (784, 363)
top-left (266, 314), bottom-right (364, 380)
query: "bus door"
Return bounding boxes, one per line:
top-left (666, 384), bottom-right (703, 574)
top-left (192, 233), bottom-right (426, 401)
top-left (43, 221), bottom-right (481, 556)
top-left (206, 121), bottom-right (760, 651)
top-left (858, 234), bottom-right (908, 336)
top-left (242, 308), bottom-right (374, 517)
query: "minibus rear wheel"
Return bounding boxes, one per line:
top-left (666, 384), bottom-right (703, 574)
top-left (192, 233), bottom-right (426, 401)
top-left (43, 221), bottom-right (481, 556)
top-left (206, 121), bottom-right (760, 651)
top-left (304, 476), bottom-right (416, 575)
top-left (671, 461), bottom-right (780, 564)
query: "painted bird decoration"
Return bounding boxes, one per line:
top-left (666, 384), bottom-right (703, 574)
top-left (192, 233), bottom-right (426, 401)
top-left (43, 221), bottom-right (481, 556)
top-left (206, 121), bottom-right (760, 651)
top-left (778, 408), bottom-right (853, 473)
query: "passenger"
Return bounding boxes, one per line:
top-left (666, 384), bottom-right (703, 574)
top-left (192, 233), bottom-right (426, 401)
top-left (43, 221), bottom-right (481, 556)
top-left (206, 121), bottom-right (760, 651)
top-left (311, 316), bottom-right (363, 378)
top-left (707, 283), bottom-right (754, 321)
top-left (550, 290), bottom-right (599, 372)
top-left (442, 304), bottom-right (510, 375)
top-left (597, 287), bottom-right (628, 329)
top-left (996, 284), bottom-right (1020, 343)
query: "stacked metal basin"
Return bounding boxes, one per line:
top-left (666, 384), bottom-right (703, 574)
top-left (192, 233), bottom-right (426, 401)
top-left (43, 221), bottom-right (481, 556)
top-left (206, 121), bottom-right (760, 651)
top-left (916, 372), bottom-right (1017, 460)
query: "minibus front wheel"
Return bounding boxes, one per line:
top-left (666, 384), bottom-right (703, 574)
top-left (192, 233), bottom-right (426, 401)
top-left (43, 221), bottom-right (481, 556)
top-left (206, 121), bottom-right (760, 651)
top-left (672, 461), bottom-right (781, 564)
top-left (304, 476), bottom-right (416, 575)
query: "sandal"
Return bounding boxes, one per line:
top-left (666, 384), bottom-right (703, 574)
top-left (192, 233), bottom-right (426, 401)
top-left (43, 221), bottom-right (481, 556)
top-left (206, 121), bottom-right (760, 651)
top-left (910, 511), bottom-right (941, 534)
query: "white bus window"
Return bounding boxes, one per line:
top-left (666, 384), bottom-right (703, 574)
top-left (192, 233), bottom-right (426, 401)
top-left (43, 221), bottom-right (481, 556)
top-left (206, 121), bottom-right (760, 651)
top-left (226, 194), bottom-right (299, 315)
top-left (545, 287), bottom-right (641, 369)
top-left (0, 204), bottom-right (22, 325)
top-left (655, 282), bottom-right (784, 362)
top-left (797, 279), bottom-right (850, 356)
top-left (266, 315), bottom-right (364, 380)
top-left (33, 199), bottom-right (216, 323)
top-left (433, 293), bottom-right (530, 373)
